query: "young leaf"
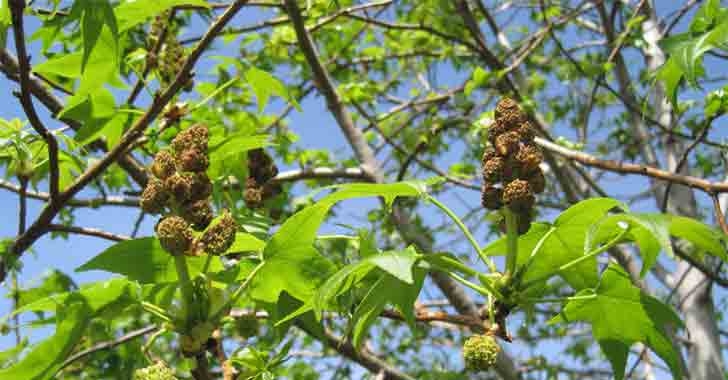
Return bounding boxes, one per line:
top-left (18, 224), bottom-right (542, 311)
top-left (114, 0), bottom-right (210, 31)
top-left (350, 266), bottom-right (426, 349)
top-left (549, 264), bottom-right (683, 380)
top-left (245, 67), bottom-right (300, 113)
top-left (76, 237), bottom-right (223, 283)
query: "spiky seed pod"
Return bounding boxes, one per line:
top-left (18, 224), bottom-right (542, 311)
top-left (171, 124), bottom-right (208, 153)
top-left (151, 150), bottom-right (176, 180)
top-left (133, 361), bottom-right (178, 380)
top-left (526, 169), bottom-right (546, 194)
top-left (462, 334), bottom-right (500, 372)
top-left (494, 131), bottom-right (520, 156)
top-left (481, 185), bottom-right (503, 210)
top-left (199, 212), bottom-right (237, 255)
top-left (482, 156), bottom-right (505, 182)
top-left (140, 179), bottom-right (169, 214)
top-left (156, 216), bottom-right (193, 255)
top-left (516, 120), bottom-right (535, 141)
top-left (189, 173), bottom-right (213, 201)
top-left (495, 99), bottom-right (525, 128)
top-left (177, 148), bottom-right (209, 173)
top-left (165, 173), bottom-right (193, 203)
top-left (181, 200), bottom-right (213, 230)
top-left (503, 179), bottom-right (534, 213)
top-left (515, 143), bottom-right (543, 173)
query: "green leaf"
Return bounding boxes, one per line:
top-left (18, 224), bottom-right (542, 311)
top-left (350, 266), bottom-right (426, 349)
top-left (76, 237), bottom-right (223, 283)
top-left (485, 198), bottom-right (626, 289)
top-left (9, 278), bottom-right (132, 318)
top-left (549, 264), bottom-right (683, 380)
top-left (115, 0), bottom-right (210, 31)
top-left (0, 299), bottom-right (92, 380)
top-left (80, 0), bottom-right (118, 71)
top-left (0, 338), bottom-right (26, 369)
top-left (245, 67), bottom-right (300, 113)
top-left (590, 213), bottom-right (728, 276)
top-left (252, 181), bottom-right (428, 304)
top-left (225, 232), bottom-right (266, 255)
top-left (15, 269), bottom-right (75, 311)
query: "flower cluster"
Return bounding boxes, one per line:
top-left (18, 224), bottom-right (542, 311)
top-left (481, 98), bottom-right (545, 234)
top-left (462, 334), bottom-right (501, 371)
top-left (147, 11), bottom-right (193, 91)
top-left (133, 361), bottom-right (178, 380)
top-left (244, 148), bottom-right (281, 209)
top-left (140, 124), bottom-right (236, 256)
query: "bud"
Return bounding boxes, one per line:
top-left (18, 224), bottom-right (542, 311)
top-left (495, 98), bottom-right (524, 127)
top-left (181, 200), bottom-right (213, 230)
top-left (156, 216), bottom-right (194, 255)
top-left (189, 172), bottom-right (213, 201)
top-left (503, 179), bottom-right (534, 213)
top-left (171, 124), bottom-right (208, 153)
top-left (516, 120), bottom-right (535, 141)
top-left (244, 185), bottom-right (264, 209)
top-left (488, 120), bottom-right (511, 143)
top-left (198, 212), bottom-right (237, 255)
top-left (462, 334), bottom-right (500, 371)
top-left (177, 148), bottom-right (209, 173)
top-left (494, 131), bottom-right (520, 157)
top-left (481, 148), bottom-right (497, 165)
top-left (482, 156), bottom-right (505, 183)
top-left (481, 184), bottom-right (503, 210)
top-left (151, 150), bottom-right (176, 180)
top-left (248, 148), bottom-right (277, 183)
top-left (133, 361), bottom-right (178, 380)
top-left (515, 143), bottom-right (543, 173)
top-left (165, 173), bottom-right (193, 203)
top-left (140, 179), bottom-right (169, 214)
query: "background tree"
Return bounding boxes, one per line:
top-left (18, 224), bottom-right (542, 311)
top-left (0, 0), bottom-right (726, 379)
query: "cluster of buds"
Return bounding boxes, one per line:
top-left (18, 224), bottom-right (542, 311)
top-left (244, 149), bottom-right (282, 209)
top-left (147, 11), bottom-right (193, 91)
top-left (481, 98), bottom-right (545, 234)
top-left (140, 124), bottom-right (237, 256)
top-left (133, 361), bottom-right (178, 380)
top-left (462, 334), bottom-right (501, 371)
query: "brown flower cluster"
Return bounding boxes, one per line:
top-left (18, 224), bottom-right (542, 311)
top-left (481, 98), bottom-right (545, 234)
top-left (140, 124), bottom-right (236, 256)
top-left (244, 149), bottom-right (282, 209)
top-left (147, 11), bottom-right (193, 92)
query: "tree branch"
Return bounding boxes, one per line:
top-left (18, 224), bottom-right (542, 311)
top-left (47, 224), bottom-right (131, 242)
top-left (535, 136), bottom-right (728, 194)
top-left (9, 0), bottom-right (60, 201)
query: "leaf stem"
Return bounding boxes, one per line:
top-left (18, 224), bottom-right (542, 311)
top-left (525, 293), bottom-right (597, 304)
top-left (522, 229), bottom-right (628, 288)
top-left (503, 208), bottom-right (519, 276)
top-left (174, 254), bottom-right (197, 325)
top-left (428, 196), bottom-right (497, 272)
top-left (210, 261), bottom-right (265, 322)
top-left (141, 301), bottom-right (173, 323)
